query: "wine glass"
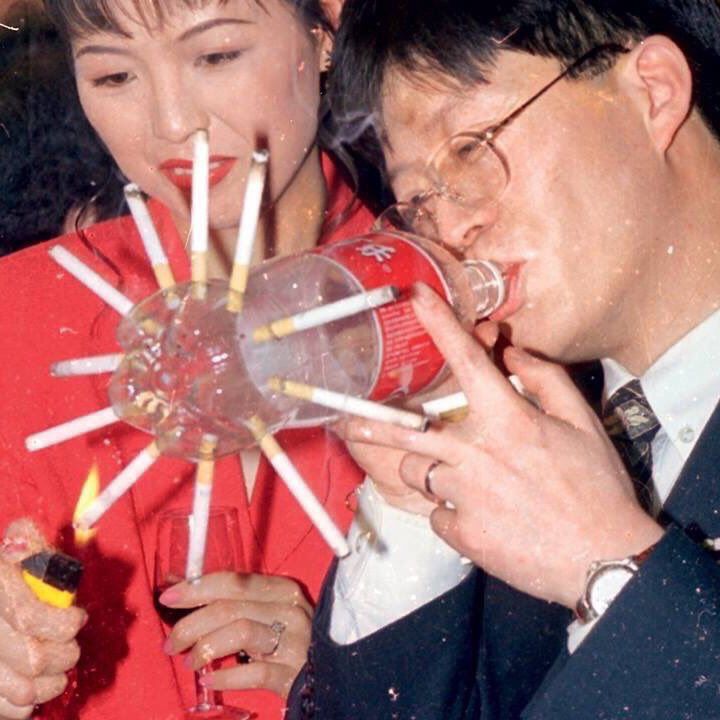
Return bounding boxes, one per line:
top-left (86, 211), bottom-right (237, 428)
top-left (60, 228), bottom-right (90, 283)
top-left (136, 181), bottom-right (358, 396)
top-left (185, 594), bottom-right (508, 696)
top-left (154, 506), bottom-right (250, 720)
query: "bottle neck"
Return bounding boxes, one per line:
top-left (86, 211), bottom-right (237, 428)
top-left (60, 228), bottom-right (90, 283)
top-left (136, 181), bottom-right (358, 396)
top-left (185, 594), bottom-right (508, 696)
top-left (463, 260), bottom-right (505, 318)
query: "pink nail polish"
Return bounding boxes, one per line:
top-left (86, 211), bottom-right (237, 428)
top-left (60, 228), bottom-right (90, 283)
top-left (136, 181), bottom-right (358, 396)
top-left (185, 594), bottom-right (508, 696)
top-left (158, 588), bottom-right (180, 605)
top-left (183, 654), bottom-right (194, 669)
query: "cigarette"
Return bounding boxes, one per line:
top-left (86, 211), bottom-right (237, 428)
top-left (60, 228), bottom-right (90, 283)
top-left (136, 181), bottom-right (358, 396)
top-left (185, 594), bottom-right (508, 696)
top-left (190, 130), bottom-right (210, 297)
top-left (227, 150), bottom-right (269, 313)
top-left (185, 434), bottom-right (217, 581)
top-left (48, 246), bottom-right (134, 316)
top-left (74, 442), bottom-right (160, 530)
top-left (268, 377), bottom-right (428, 432)
top-left (21, 551), bottom-right (83, 608)
top-left (420, 375), bottom-right (541, 423)
top-left (246, 416), bottom-right (349, 557)
top-left (124, 184), bottom-right (175, 289)
top-left (253, 285), bottom-right (400, 343)
top-left (26, 406), bottom-right (119, 452)
top-left (51, 353), bottom-right (124, 378)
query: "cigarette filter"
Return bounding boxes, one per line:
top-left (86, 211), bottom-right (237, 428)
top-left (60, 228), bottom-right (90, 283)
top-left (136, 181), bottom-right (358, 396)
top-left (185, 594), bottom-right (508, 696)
top-left (21, 550), bottom-right (83, 608)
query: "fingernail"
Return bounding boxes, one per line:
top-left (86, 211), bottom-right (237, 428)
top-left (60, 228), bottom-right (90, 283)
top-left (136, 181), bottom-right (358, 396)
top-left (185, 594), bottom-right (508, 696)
top-left (183, 654), bottom-right (194, 669)
top-left (199, 674), bottom-right (213, 688)
top-left (163, 638), bottom-right (174, 654)
top-left (158, 588), bottom-right (181, 605)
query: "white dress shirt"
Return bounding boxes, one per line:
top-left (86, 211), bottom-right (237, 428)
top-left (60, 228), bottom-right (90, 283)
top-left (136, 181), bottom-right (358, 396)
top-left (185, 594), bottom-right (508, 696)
top-left (331, 309), bottom-right (720, 647)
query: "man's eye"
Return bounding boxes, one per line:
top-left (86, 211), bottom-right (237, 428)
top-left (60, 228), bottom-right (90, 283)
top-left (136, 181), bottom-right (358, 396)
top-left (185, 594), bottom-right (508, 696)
top-left (452, 137), bottom-right (484, 161)
top-left (91, 71), bottom-right (132, 88)
top-left (196, 50), bottom-right (244, 67)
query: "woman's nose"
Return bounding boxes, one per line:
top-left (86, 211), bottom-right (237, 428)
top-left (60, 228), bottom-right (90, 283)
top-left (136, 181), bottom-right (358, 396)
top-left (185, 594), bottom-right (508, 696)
top-left (150, 72), bottom-right (209, 144)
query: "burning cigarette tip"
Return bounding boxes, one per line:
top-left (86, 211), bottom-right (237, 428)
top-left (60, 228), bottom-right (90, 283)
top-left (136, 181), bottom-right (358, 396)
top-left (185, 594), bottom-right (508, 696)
top-left (21, 551), bottom-right (83, 608)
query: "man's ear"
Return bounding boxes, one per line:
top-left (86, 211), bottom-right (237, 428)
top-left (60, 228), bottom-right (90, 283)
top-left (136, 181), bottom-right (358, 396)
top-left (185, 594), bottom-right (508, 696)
top-left (620, 35), bottom-right (693, 153)
top-left (320, 0), bottom-right (344, 30)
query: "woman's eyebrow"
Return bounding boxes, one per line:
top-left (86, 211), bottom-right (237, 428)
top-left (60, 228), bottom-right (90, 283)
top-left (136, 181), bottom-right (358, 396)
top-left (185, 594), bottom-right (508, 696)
top-left (74, 18), bottom-right (253, 59)
top-left (75, 45), bottom-right (131, 60)
top-left (176, 18), bottom-right (253, 43)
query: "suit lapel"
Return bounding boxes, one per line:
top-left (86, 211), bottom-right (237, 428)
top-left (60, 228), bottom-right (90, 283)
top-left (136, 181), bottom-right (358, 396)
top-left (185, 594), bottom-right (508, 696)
top-left (663, 400), bottom-right (720, 538)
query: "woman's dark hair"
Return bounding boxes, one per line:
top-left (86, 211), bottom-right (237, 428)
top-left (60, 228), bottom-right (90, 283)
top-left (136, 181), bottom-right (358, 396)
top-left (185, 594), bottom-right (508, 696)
top-left (44, 0), bottom-right (333, 39)
top-left (330, 0), bottom-right (720, 165)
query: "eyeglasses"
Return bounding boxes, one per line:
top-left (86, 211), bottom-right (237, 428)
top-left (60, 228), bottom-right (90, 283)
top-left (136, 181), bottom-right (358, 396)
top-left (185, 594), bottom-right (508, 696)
top-left (377, 43), bottom-right (629, 239)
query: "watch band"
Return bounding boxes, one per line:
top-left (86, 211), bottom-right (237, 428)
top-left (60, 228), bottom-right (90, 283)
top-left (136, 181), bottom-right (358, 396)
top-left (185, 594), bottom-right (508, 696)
top-left (575, 542), bottom-right (657, 624)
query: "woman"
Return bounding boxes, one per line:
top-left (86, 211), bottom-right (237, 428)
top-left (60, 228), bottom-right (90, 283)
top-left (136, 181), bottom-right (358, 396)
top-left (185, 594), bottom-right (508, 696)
top-left (0, 0), bottom-right (373, 717)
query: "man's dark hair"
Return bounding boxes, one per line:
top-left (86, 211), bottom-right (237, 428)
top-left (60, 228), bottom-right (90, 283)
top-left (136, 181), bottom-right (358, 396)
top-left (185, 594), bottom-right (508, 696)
top-left (330, 0), bottom-right (720, 163)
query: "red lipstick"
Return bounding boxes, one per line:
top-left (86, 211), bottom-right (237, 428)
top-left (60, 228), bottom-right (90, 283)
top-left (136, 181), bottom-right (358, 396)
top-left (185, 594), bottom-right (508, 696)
top-left (159, 156), bottom-right (236, 191)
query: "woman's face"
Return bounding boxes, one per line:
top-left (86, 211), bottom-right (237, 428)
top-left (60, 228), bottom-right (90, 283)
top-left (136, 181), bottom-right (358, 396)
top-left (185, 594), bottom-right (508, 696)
top-left (72, 0), bottom-right (328, 231)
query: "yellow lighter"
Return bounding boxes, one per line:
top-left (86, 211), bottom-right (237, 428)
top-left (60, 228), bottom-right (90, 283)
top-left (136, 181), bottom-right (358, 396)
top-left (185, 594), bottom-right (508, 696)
top-left (21, 551), bottom-right (83, 608)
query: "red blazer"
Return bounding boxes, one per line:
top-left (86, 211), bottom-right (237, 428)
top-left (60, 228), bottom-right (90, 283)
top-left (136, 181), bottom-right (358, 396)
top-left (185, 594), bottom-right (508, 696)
top-left (0, 155), bottom-right (373, 719)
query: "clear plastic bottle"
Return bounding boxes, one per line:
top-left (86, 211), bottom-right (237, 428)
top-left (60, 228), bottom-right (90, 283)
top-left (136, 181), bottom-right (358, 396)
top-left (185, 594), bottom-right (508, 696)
top-left (109, 230), bottom-right (505, 459)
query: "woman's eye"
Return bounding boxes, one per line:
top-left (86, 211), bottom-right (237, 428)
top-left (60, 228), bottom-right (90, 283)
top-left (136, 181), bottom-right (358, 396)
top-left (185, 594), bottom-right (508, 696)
top-left (196, 50), bottom-right (244, 67)
top-left (91, 71), bottom-right (132, 88)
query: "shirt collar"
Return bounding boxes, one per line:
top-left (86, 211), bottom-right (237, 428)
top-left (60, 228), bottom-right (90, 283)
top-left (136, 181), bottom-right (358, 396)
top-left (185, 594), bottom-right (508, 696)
top-left (601, 308), bottom-right (720, 458)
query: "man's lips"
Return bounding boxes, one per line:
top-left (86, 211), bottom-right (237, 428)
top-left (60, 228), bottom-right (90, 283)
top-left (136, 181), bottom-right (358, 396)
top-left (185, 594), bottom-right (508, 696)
top-left (159, 156), bottom-right (237, 191)
top-left (489, 262), bottom-right (524, 323)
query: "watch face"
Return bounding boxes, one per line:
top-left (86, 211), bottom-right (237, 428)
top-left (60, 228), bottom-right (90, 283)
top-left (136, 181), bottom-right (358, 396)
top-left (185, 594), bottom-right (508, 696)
top-left (589, 565), bottom-right (635, 615)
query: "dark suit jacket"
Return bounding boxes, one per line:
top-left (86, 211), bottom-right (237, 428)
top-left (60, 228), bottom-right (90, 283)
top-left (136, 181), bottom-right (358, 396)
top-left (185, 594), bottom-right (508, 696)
top-left (288, 400), bottom-right (720, 719)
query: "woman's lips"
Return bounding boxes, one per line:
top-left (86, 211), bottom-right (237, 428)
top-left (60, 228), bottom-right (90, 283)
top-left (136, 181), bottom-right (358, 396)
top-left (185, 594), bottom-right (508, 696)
top-left (159, 156), bottom-right (237, 191)
top-left (489, 262), bottom-right (524, 323)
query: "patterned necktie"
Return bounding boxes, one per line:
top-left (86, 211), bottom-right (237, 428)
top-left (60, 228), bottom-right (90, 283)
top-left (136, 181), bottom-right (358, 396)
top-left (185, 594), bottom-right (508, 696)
top-left (602, 379), bottom-right (661, 514)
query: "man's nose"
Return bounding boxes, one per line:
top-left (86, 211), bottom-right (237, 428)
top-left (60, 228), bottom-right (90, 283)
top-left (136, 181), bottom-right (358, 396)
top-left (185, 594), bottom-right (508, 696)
top-left (150, 72), bottom-right (209, 144)
top-left (434, 197), bottom-right (499, 253)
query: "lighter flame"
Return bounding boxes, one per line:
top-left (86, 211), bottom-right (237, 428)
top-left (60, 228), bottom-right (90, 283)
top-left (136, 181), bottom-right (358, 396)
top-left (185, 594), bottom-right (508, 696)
top-left (73, 463), bottom-right (100, 546)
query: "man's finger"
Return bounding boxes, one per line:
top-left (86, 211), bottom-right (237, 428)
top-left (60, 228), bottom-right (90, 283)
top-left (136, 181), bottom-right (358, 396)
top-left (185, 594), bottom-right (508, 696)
top-left (336, 416), bottom-right (464, 465)
top-left (504, 347), bottom-right (598, 432)
top-left (411, 283), bottom-right (517, 410)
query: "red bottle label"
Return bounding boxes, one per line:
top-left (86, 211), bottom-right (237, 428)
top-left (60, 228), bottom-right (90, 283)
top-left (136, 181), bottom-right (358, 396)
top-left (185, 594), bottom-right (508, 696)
top-left (319, 233), bottom-right (449, 400)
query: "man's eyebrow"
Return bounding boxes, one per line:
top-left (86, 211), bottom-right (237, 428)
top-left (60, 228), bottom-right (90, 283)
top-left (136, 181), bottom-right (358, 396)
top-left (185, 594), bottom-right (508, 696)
top-left (74, 18), bottom-right (253, 59)
top-left (177, 18), bottom-right (253, 43)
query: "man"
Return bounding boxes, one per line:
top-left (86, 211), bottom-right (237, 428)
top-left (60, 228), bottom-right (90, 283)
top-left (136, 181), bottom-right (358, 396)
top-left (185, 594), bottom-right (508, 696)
top-left (288, 1), bottom-right (720, 718)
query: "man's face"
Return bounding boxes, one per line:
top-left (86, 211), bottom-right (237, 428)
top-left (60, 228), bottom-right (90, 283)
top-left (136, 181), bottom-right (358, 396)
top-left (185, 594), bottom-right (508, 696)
top-left (380, 51), bottom-right (669, 365)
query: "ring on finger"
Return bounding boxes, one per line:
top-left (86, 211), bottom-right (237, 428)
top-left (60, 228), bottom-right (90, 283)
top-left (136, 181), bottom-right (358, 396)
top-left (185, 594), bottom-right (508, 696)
top-left (263, 620), bottom-right (287, 657)
top-left (424, 460), bottom-right (443, 497)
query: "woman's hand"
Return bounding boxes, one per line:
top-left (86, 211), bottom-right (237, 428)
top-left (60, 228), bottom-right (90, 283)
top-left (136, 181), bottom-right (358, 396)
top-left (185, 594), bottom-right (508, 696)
top-left (0, 520), bottom-right (86, 720)
top-left (160, 572), bottom-right (312, 698)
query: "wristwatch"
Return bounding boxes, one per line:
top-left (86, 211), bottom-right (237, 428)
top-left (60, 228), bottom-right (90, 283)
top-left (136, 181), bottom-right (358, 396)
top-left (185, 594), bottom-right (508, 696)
top-left (575, 544), bottom-right (656, 624)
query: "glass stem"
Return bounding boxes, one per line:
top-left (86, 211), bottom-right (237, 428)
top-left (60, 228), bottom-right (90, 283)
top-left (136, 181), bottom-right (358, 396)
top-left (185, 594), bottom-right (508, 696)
top-left (194, 664), bottom-right (221, 710)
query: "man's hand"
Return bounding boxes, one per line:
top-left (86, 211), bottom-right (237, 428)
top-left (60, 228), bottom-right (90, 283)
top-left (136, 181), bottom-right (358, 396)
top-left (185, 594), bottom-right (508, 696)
top-left (334, 319), bottom-right (501, 517)
top-left (161, 572), bottom-right (312, 698)
top-left (338, 283), bottom-right (664, 609)
top-left (0, 520), bottom-right (86, 720)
